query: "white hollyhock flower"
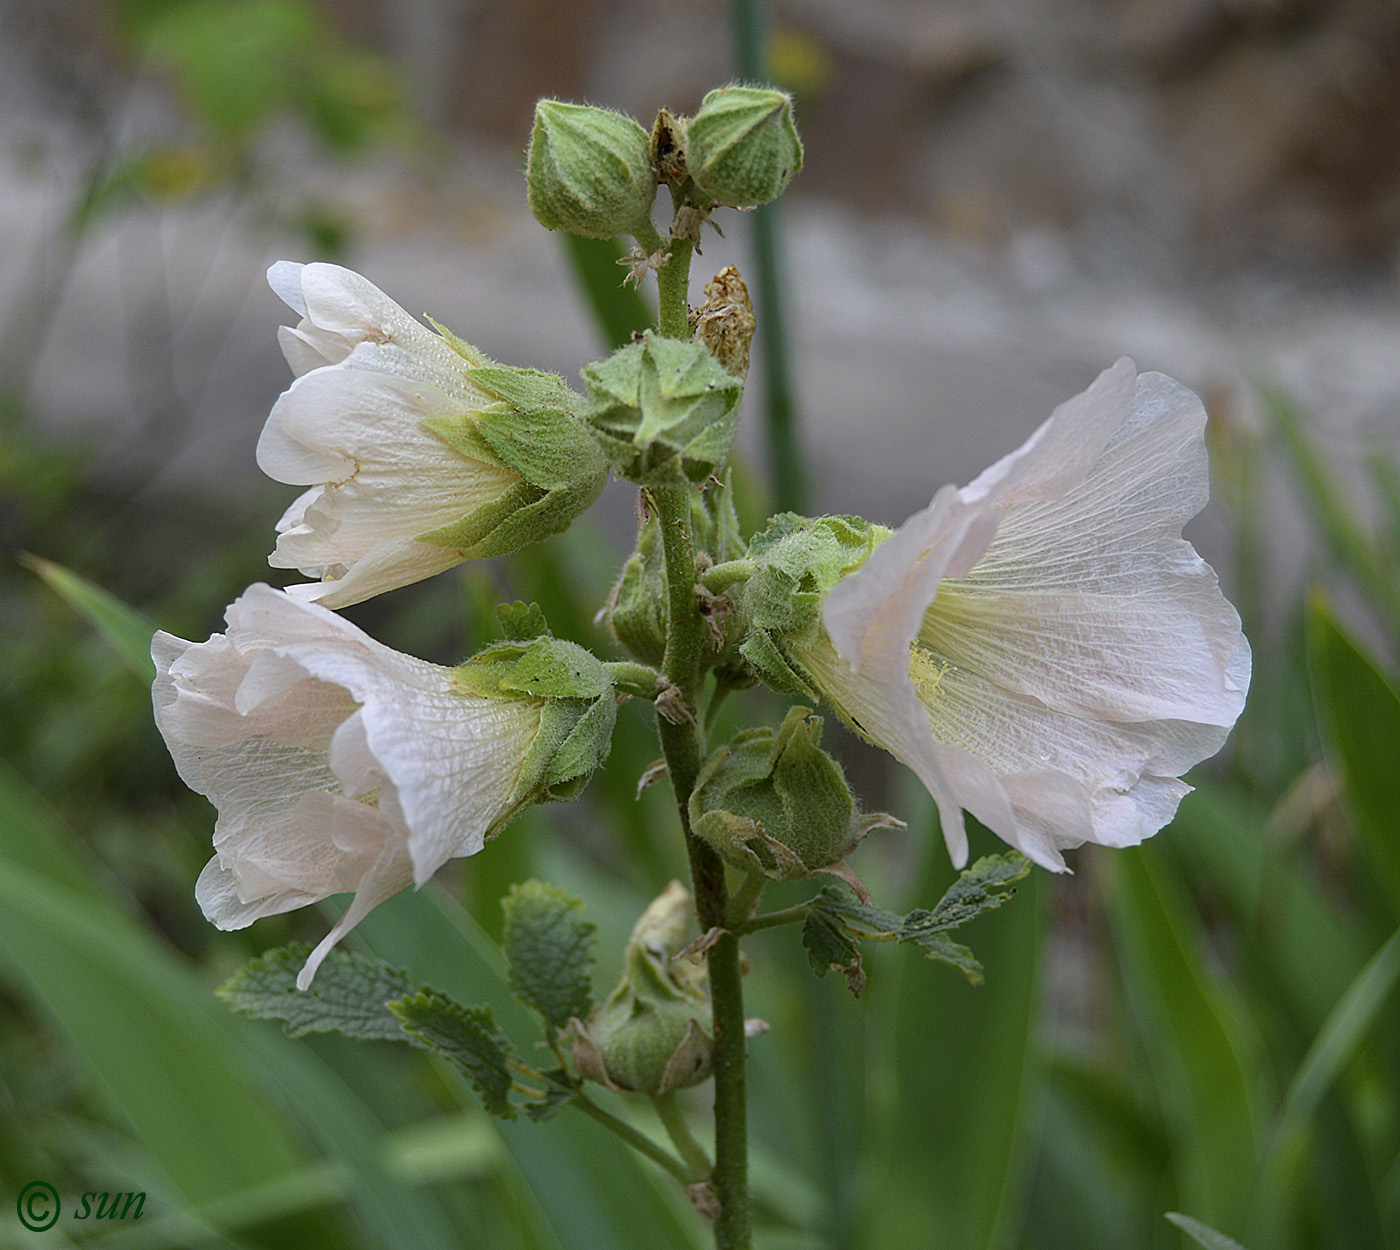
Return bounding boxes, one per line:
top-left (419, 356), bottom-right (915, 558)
top-left (258, 261), bottom-right (523, 608)
top-left (152, 583), bottom-right (542, 988)
top-left (810, 358), bottom-right (1250, 871)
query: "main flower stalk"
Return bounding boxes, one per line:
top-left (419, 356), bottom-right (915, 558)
top-left (650, 243), bottom-right (751, 1250)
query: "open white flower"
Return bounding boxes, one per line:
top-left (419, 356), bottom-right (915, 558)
top-left (809, 358), bottom-right (1250, 871)
top-left (152, 584), bottom-right (542, 987)
top-left (259, 262), bottom-right (605, 608)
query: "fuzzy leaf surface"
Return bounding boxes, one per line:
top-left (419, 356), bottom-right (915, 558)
top-left (501, 880), bottom-right (596, 1037)
top-left (218, 944), bottom-right (414, 1040)
top-left (389, 991), bottom-right (516, 1119)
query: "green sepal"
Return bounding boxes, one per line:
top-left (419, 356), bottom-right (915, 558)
top-left (419, 380), bottom-right (607, 559)
top-left (582, 332), bottom-right (743, 487)
top-left (425, 315), bottom-right (489, 366)
top-left (467, 365), bottom-right (579, 415)
top-left (217, 944), bottom-right (415, 1041)
top-left (501, 880), bottom-right (596, 1040)
top-left (455, 637), bottom-right (617, 806)
top-left (738, 627), bottom-right (818, 700)
top-left (459, 636), bottom-right (612, 701)
top-left (685, 85), bottom-right (803, 208)
top-left (691, 707), bottom-right (892, 879)
top-left (536, 694), bottom-right (617, 796)
top-left (388, 992), bottom-right (517, 1120)
top-left (497, 601), bottom-right (551, 641)
top-left (571, 883), bottom-right (714, 1094)
top-left (740, 513), bottom-right (886, 694)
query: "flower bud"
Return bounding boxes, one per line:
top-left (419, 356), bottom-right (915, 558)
top-left (581, 332), bottom-right (743, 487)
top-left (685, 85), bottom-right (803, 208)
top-left (690, 707), bottom-right (898, 882)
top-left (571, 883), bottom-right (714, 1093)
top-left (527, 100), bottom-right (657, 239)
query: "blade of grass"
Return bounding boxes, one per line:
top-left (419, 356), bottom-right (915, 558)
top-left (1306, 593), bottom-right (1400, 925)
top-left (20, 554), bottom-right (158, 682)
top-left (1105, 846), bottom-right (1261, 1235)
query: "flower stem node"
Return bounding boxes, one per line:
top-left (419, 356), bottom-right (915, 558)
top-left (582, 332), bottom-right (743, 487)
top-left (455, 636), bottom-right (618, 803)
top-left (689, 707), bottom-right (899, 884)
top-left (571, 882), bottom-right (715, 1094)
top-left (685, 85), bottom-right (803, 209)
top-left (526, 100), bottom-right (658, 239)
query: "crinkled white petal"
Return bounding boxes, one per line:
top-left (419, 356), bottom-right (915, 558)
top-left (256, 367), bottom-right (520, 606)
top-left (267, 261), bottom-right (493, 400)
top-left (815, 359), bottom-right (1250, 869)
top-left (153, 585), bottom-right (540, 984)
top-left (259, 262), bottom-right (513, 604)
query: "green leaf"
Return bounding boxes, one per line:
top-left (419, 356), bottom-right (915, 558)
top-left (21, 553), bottom-right (159, 682)
top-left (500, 880), bottom-right (596, 1038)
top-left (496, 600), bottom-right (551, 640)
top-left (902, 852), bottom-right (1032, 936)
top-left (218, 943), bottom-right (416, 1040)
top-left (389, 991), bottom-right (517, 1120)
top-left (801, 902), bottom-right (864, 994)
top-left (1306, 593), bottom-right (1400, 921)
top-left (1166, 1211), bottom-right (1250, 1250)
top-left (803, 853), bottom-right (1031, 987)
top-left (520, 1070), bottom-right (576, 1123)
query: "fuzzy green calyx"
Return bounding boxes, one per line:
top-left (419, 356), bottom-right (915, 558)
top-left (581, 333), bottom-right (743, 487)
top-left (690, 707), bottom-right (897, 883)
top-left (455, 636), bottom-right (616, 804)
top-left (739, 514), bottom-right (888, 697)
top-left (526, 100), bottom-right (657, 239)
top-left (419, 365), bottom-right (608, 559)
top-left (685, 85), bottom-right (803, 208)
top-left (570, 882), bottom-right (714, 1094)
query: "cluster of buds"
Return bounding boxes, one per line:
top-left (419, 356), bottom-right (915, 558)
top-left (525, 85), bottom-right (803, 244)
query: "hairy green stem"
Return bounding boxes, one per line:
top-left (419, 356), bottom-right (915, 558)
top-left (652, 460), bottom-right (751, 1247)
top-left (570, 1093), bottom-right (694, 1186)
top-left (651, 1092), bottom-right (713, 1178)
top-left (735, 901), bottom-right (811, 934)
top-left (605, 660), bottom-right (662, 700)
top-left (656, 236), bottom-right (695, 340)
top-left (726, 873), bottom-right (768, 929)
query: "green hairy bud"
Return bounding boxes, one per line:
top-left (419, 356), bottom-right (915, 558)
top-left (685, 85), bottom-right (803, 208)
top-left (690, 707), bottom-right (900, 884)
top-left (570, 883), bottom-right (714, 1093)
top-left (527, 100), bottom-right (657, 239)
top-left (581, 332), bottom-right (743, 487)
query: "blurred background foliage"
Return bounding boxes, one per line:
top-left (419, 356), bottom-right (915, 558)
top-left (2, 1), bottom-right (1399, 1248)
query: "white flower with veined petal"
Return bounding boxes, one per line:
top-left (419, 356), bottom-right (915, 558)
top-left (806, 358), bottom-right (1250, 871)
top-left (260, 261), bottom-right (582, 608)
top-left (152, 584), bottom-right (542, 987)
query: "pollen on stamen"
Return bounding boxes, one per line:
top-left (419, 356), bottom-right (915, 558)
top-left (908, 644), bottom-right (950, 705)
